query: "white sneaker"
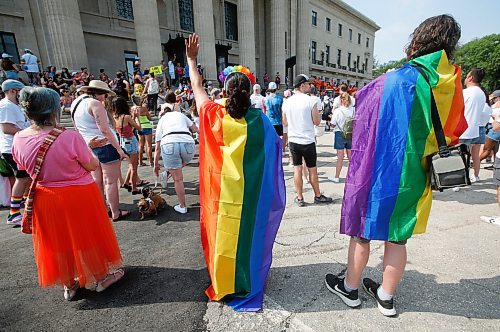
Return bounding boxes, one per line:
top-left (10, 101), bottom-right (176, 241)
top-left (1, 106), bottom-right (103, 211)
top-left (470, 175), bottom-right (480, 183)
top-left (480, 216), bottom-right (500, 226)
top-left (174, 204), bottom-right (187, 214)
top-left (328, 176), bottom-right (340, 183)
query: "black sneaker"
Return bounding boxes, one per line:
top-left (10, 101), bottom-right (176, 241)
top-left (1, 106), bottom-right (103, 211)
top-left (362, 278), bottom-right (397, 317)
top-left (325, 274), bottom-right (361, 308)
top-left (294, 197), bottom-right (305, 207)
top-left (314, 194), bottom-right (333, 204)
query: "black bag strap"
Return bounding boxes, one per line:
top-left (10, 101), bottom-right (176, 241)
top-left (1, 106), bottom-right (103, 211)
top-left (71, 95), bottom-right (90, 123)
top-left (412, 65), bottom-right (450, 157)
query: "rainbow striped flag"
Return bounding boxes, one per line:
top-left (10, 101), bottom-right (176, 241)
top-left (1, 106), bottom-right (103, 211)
top-left (341, 50), bottom-right (467, 241)
top-left (198, 100), bottom-right (286, 311)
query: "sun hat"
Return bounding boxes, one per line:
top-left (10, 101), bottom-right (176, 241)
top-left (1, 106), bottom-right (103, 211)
top-left (2, 53), bottom-right (13, 59)
top-left (80, 80), bottom-right (116, 96)
top-left (253, 84), bottom-right (261, 91)
top-left (268, 82), bottom-right (277, 90)
top-left (1, 79), bottom-right (24, 92)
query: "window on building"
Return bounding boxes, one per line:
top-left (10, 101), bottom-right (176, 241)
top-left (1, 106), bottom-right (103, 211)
top-left (285, 31), bottom-right (287, 50)
top-left (366, 37), bottom-right (370, 48)
top-left (349, 29), bottom-right (352, 42)
top-left (312, 11), bottom-right (317, 26)
top-left (358, 33), bottom-right (361, 44)
top-left (365, 58), bottom-right (368, 71)
top-left (337, 49), bottom-right (342, 65)
top-left (0, 32), bottom-right (20, 64)
top-left (326, 18), bottom-right (331, 32)
top-left (178, 0), bottom-right (194, 32)
top-left (338, 23), bottom-right (343, 37)
top-left (347, 52), bottom-right (351, 67)
top-left (224, 2), bottom-right (238, 41)
top-left (311, 41), bottom-right (317, 60)
top-left (325, 45), bottom-right (330, 64)
top-left (116, 0), bottom-right (133, 20)
top-left (356, 55), bottom-right (360, 69)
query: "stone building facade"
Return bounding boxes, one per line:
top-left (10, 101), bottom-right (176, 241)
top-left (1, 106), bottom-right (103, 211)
top-left (0, 0), bottom-right (379, 86)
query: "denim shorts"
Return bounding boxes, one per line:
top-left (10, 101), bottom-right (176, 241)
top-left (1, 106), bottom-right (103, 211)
top-left (487, 124), bottom-right (500, 141)
top-left (334, 131), bottom-right (352, 150)
top-left (137, 128), bottom-right (153, 136)
top-left (460, 126), bottom-right (486, 145)
top-left (92, 144), bottom-right (121, 164)
top-left (120, 136), bottom-right (139, 155)
top-left (160, 142), bottom-right (195, 169)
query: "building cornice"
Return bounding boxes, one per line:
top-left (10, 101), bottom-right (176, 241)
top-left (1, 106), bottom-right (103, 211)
top-left (319, 0), bottom-right (380, 31)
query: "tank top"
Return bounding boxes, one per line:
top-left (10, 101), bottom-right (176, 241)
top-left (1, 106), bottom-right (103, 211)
top-left (139, 115), bottom-right (152, 129)
top-left (72, 95), bottom-right (106, 143)
top-left (116, 116), bottom-right (134, 139)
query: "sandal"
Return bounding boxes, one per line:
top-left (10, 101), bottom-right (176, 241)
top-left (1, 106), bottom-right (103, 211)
top-left (131, 190), bottom-right (141, 195)
top-left (139, 162), bottom-right (146, 166)
top-left (136, 180), bottom-right (150, 187)
top-left (112, 210), bottom-right (131, 222)
top-left (121, 184), bottom-right (132, 192)
top-left (63, 279), bottom-right (80, 301)
top-left (96, 269), bottom-right (124, 292)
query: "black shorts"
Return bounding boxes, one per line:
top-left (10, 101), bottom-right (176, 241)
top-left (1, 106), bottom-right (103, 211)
top-left (289, 142), bottom-right (317, 168)
top-left (1, 153), bottom-right (29, 178)
top-left (273, 125), bottom-right (283, 136)
top-left (352, 236), bottom-right (407, 245)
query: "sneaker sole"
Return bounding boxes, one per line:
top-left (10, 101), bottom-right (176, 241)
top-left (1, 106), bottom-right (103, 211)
top-left (325, 279), bottom-right (361, 308)
top-left (362, 284), bottom-right (397, 317)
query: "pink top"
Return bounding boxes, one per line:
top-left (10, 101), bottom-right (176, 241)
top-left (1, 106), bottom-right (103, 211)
top-left (11, 129), bottom-right (95, 187)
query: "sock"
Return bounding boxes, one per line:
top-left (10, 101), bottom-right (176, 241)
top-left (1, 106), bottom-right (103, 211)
top-left (9, 196), bottom-right (22, 218)
top-left (344, 278), bottom-right (357, 291)
top-left (377, 286), bottom-right (393, 301)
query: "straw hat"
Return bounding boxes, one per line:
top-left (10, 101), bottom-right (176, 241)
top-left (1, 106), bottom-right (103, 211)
top-left (80, 80), bottom-right (116, 96)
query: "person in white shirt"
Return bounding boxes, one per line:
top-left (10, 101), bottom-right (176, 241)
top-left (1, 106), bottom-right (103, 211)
top-left (20, 49), bottom-right (40, 85)
top-left (250, 84), bottom-right (265, 113)
top-left (282, 74), bottom-right (332, 206)
top-left (328, 92), bottom-right (355, 183)
top-left (480, 90), bottom-right (500, 163)
top-left (459, 68), bottom-right (486, 182)
top-left (0, 80), bottom-right (31, 226)
top-left (332, 84), bottom-right (355, 109)
top-left (143, 72), bottom-right (160, 116)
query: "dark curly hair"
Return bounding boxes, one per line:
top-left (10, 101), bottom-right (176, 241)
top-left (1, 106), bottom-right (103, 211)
top-left (405, 14), bottom-right (461, 60)
top-left (224, 72), bottom-right (251, 119)
top-left (109, 96), bottom-right (131, 117)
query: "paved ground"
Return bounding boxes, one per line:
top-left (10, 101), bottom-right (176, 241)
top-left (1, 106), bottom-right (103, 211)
top-left (1, 132), bottom-right (500, 331)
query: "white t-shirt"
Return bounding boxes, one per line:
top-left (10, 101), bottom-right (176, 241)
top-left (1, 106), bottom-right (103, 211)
top-left (21, 53), bottom-right (39, 73)
top-left (481, 104), bottom-right (492, 126)
top-left (168, 61), bottom-right (175, 76)
top-left (0, 98), bottom-right (30, 154)
top-left (147, 78), bottom-right (159, 94)
top-left (155, 111), bottom-right (194, 145)
top-left (311, 95), bottom-right (323, 111)
top-left (250, 93), bottom-right (265, 110)
top-left (332, 95), bottom-right (355, 109)
top-left (331, 106), bottom-right (355, 133)
top-left (283, 92), bottom-right (317, 145)
top-left (460, 86), bottom-right (486, 139)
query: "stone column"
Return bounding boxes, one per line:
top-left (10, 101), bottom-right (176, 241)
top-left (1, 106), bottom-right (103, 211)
top-left (270, 0), bottom-right (286, 83)
top-left (193, 1), bottom-right (217, 82)
top-left (42, 0), bottom-right (88, 71)
top-left (132, 0), bottom-right (162, 69)
top-left (237, 0), bottom-right (256, 71)
top-left (296, 0), bottom-right (310, 75)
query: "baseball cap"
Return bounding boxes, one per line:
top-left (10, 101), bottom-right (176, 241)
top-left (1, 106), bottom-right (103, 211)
top-left (293, 74), bottom-right (313, 88)
top-left (253, 84), bottom-right (261, 91)
top-left (2, 79), bottom-right (25, 92)
top-left (2, 53), bottom-right (12, 59)
top-left (492, 90), bottom-right (500, 98)
top-left (268, 82), bottom-right (277, 90)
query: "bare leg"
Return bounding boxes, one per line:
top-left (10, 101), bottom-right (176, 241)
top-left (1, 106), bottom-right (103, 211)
top-left (293, 165), bottom-right (304, 200)
top-left (302, 159), bottom-right (309, 183)
top-left (479, 138), bottom-right (495, 161)
top-left (11, 178), bottom-right (30, 198)
top-left (91, 165), bottom-right (104, 197)
top-left (381, 242), bottom-right (407, 295)
top-left (308, 166), bottom-right (321, 197)
top-left (145, 134), bottom-right (153, 165)
top-left (101, 161), bottom-right (121, 219)
top-left (335, 149), bottom-right (345, 178)
top-left (169, 168), bottom-right (186, 207)
top-left (470, 144), bottom-right (481, 177)
top-left (345, 237), bottom-right (370, 289)
top-left (138, 135), bottom-right (145, 164)
top-left (129, 153), bottom-right (139, 192)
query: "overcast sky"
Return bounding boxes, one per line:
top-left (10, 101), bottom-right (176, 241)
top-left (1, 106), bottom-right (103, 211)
top-left (343, 0), bottom-right (498, 64)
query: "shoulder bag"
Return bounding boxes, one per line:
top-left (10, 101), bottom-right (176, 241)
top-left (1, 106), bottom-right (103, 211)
top-left (413, 65), bottom-right (471, 192)
top-left (22, 127), bottom-right (66, 234)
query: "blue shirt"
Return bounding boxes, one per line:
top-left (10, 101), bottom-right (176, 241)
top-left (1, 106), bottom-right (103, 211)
top-left (264, 94), bottom-right (283, 125)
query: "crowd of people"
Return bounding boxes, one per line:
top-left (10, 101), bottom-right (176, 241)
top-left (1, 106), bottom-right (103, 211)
top-left (0, 14), bottom-right (499, 317)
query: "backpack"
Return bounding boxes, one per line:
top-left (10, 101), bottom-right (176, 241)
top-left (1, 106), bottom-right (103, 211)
top-left (322, 101), bottom-right (333, 121)
top-left (341, 109), bottom-right (354, 140)
top-left (111, 78), bottom-right (124, 95)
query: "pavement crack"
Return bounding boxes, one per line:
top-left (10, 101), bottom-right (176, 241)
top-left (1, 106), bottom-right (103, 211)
top-left (303, 231), bottom-right (328, 249)
top-left (274, 240), bottom-right (292, 246)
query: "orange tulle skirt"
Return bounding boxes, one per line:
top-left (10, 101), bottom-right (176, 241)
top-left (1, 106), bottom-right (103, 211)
top-left (32, 183), bottom-right (123, 289)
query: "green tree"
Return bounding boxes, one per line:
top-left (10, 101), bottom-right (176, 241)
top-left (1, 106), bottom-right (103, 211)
top-left (454, 34), bottom-right (500, 92)
top-left (372, 58), bottom-right (406, 79)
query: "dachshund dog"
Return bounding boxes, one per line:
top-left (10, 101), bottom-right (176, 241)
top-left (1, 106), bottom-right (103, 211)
top-left (137, 187), bottom-right (167, 220)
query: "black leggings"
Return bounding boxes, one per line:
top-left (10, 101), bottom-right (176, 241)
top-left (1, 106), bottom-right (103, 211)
top-left (147, 93), bottom-right (158, 115)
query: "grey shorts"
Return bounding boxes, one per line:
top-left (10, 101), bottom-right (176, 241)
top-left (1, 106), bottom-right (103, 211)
top-left (352, 236), bottom-right (407, 245)
top-left (160, 142), bottom-right (195, 169)
top-left (494, 158), bottom-right (500, 187)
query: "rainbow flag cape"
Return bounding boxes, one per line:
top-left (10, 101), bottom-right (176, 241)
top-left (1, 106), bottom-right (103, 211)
top-left (341, 50), bottom-right (467, 241)
top-left (198, 100), bottom-right (286, 311)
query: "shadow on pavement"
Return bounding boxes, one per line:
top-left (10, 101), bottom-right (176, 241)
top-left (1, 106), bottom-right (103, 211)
top-left (75, 265), bottom-right (210, 310)
top-left (432, 181), bottom-right (496, 204)
top-left (266, 263), bottom-right (500, 319)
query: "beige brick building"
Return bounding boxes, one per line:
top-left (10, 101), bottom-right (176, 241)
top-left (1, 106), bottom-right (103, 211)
top-left (0, 0), bottom-right (378, 87)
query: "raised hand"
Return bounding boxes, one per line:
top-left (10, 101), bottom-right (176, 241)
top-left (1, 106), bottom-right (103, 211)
top-left (185, 34), bottom-right (199, 61)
